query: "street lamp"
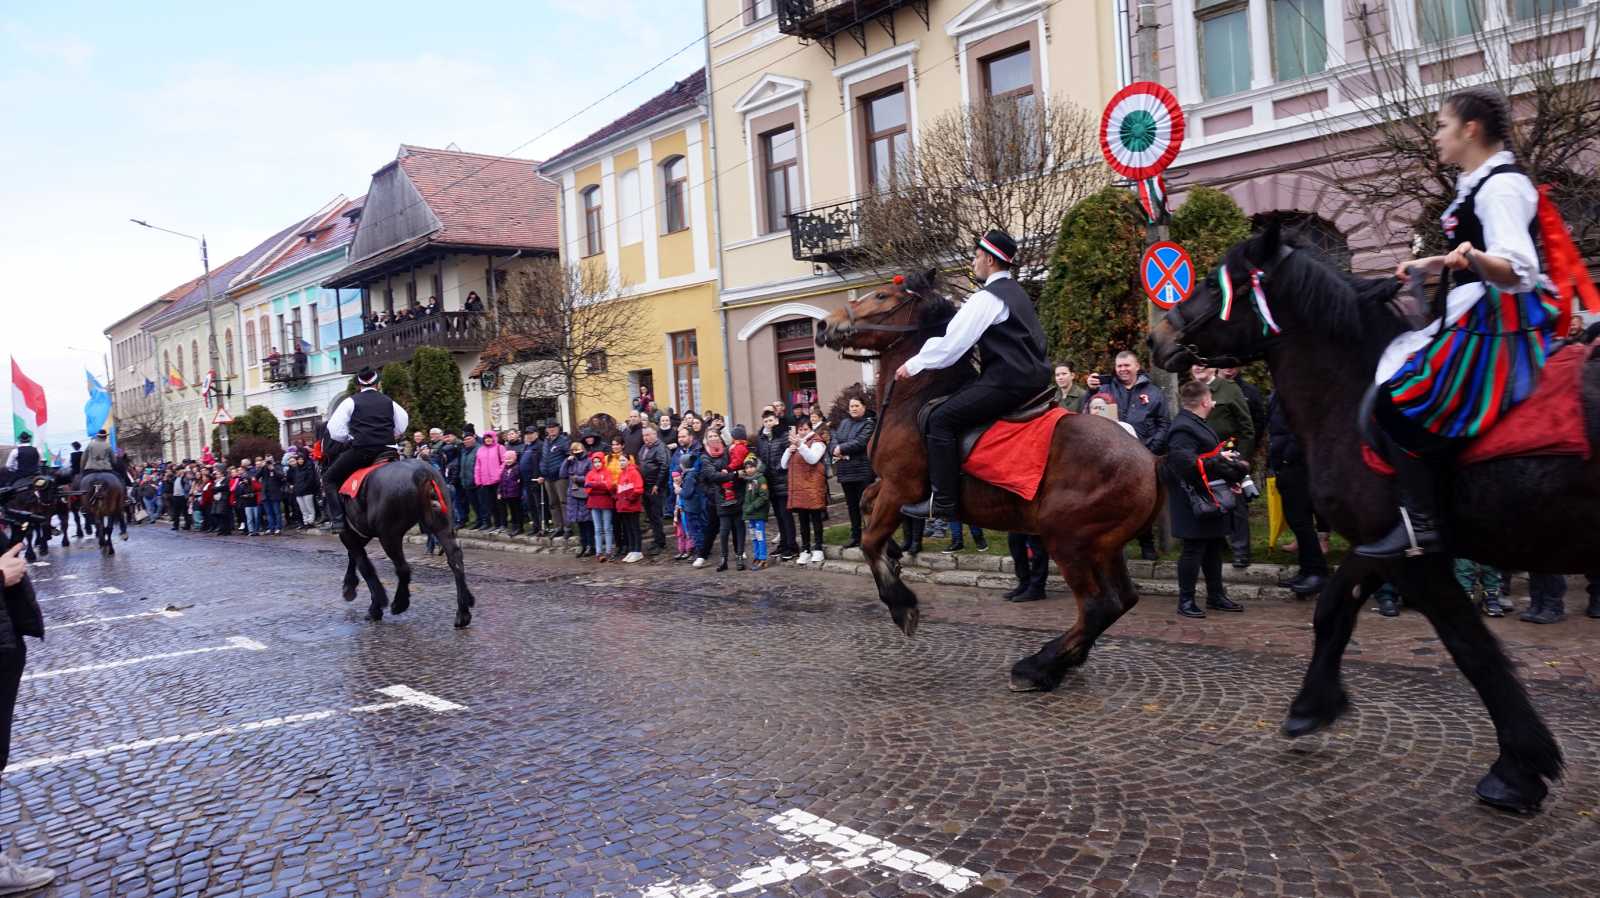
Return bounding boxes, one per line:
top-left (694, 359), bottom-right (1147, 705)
top-left (130, 218), bottom-right (231, 455)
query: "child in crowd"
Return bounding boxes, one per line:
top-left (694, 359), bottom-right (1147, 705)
top-left (674, 453), bottom-right (703, 562)
top-left (614, 454), bottom-right (644, 563)
top-left (584, 452), bottom-right (615, 561)
top-left (740, 456), bottom-right (770, 570)
top-left (498, 450), bottom-right (525, 537)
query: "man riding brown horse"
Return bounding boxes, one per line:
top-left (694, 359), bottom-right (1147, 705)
top-left (897, 229), bottom-right (1053, 520)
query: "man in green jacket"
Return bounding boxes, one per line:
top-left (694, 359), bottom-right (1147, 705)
top-left (1193, 366), bottom-right (1256, 567)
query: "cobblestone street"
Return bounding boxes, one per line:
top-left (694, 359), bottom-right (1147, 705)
top-left (11, 527), bottom-right (1600, 897)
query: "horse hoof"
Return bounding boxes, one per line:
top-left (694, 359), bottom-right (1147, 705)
top-left (1009, 657), bottom-right (1060, 693)
top-left (1476, 769), bottom-right (1546, 815)
top-left (366, 609), bottom-right (383, 622)
top-left (342, 585), bottom-right (357, 602)
top-left (391, 596), bottom-right (410, 615)
top-left (1280, 715), bottom-right (1332, 739)
top-left (892, 606), bottom-right (919, 638)
top-left (454, 614), bottom-right (471, 629)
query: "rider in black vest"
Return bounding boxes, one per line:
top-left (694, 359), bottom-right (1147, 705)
top-left (322, 367), bottom-right (411, 532)
top-left (5, 434), bottom-right (40, 479)
top-left (899, 229), bottom-right (1053, 520)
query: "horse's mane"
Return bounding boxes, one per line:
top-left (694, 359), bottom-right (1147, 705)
top-left (1230, 233), bottom-right (1406, 352)
top-left (903, 277), bottom-right (978, 399)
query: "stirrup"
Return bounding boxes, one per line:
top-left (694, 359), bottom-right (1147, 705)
top-left (1399, 508), bottom-right (1423, 558)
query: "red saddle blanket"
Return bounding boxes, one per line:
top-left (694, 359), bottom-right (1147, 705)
top-left (339, 460), bottom-right (391, 499)
top-left (1365, 342), bottom-right (1591, 475)
top-left (962, 408), bottom-right (1070, 501)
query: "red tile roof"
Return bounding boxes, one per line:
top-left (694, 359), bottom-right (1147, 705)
top-left (254, 196), bottom-right (365, 280)
top-left (544, 69), bottom-right (706, 169)
top-left (396, 146), bottom-right (558, 251)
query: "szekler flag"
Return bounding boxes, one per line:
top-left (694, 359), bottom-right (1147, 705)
top-left (10, 357), bottom-right (49, 459)
top-left (85, 369), bottom-right (115, 451)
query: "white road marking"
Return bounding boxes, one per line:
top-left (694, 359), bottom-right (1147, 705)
top-left (27, 562), bottom-right (49, 568)
top-left (30, 574), bottom-right (77, 583)
top-left (53, 609), bottom-right (184, 630)
top-left (38, 586), bottom-right (123, 602)
top-left (8, 684), bottom-right (467, 772)
top-left (22, 635), bottom-right (266, 681)
top-left (642, 809), bottom-right (981, 897)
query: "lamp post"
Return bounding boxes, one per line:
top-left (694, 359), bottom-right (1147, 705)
top-left (130, 219), bottom-right (231, 456)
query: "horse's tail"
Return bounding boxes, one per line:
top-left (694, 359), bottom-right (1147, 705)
top-left (1147, 454), bottom-right (1168, 535)
top-left (414, 465), bottom-right (452, 529)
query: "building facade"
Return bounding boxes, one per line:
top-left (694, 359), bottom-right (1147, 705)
top-left (143, 219), bottom-right (308, 462)
top-left (322, 145), bottom-right (559, 435)
top-left (1145, 0), bottom-right (1598, 273)
top-left (705, 0), bottom-right (1125, 424)
top-left (104, 294), bottom-right (176, 454)
top-left (227, 197), bottom-right (365, 450)
top-left (536, 69), bottom-right (725, 423)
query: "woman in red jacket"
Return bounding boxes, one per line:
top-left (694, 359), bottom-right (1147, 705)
top-left (583, 453), bottom-right (616, 561)
top-left (613, 454), bottom-right (645, 563)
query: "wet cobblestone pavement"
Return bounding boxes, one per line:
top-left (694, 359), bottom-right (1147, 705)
top-left (11, 527), bottom-right (1600, 897)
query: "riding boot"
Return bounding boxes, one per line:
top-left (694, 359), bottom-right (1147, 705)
top-left (1355, 452), bottom-right (1443, 559)
top-left (326, 499), bottom-right (346, 533)
top-left (901, 434), bottom-right (960, 520)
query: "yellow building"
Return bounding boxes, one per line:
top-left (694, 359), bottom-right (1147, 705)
top-left (705, 0), bottom-right (1127, 424)
top-left (538, 70), bottom-right (725, 422)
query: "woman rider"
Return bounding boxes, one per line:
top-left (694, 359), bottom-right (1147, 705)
top-left (1359, 86), bottom-right (1562, 558)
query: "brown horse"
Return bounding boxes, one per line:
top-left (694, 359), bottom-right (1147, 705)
top-left (78, 472), bottom-right (127, 557)
top-left (816, 271), bottom-right (1164, 691)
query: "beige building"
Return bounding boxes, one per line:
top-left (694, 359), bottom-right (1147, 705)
top-left (103, 294), bottom-right (176, 460)
top-left (705, 0), bottom-right (1127, 424)
top-left (534, 70), bottom-right (727, 422)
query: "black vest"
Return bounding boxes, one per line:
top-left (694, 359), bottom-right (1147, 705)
top-left (12, 446), bottom-right (39, 476)
top-left (1445, 163), bottom-right (1539, 286)
top-left (975, 275), bottom-right (1052, 392)
top-left (347, 390), bottom-right (396, 449)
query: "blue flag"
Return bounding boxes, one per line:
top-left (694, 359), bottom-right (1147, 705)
top-left (85, 370), bottom-right (115, 451)
top-left (143, 377), bottom-right (156, 397)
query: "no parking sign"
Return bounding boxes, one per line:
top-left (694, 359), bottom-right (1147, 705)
top-left (1141, 242), bottom-right (1195, 309)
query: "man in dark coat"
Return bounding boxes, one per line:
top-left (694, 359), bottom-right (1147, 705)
top-left (755, 409), bottom-right (797, 559)
top-left (3, 435), bottom-right (39, 480)
top-left (897, 229), bottom-right (1052, 520)
top-left (1164, 381), bottom-right (1248, 619)
top-left (1266, 392), bottom-right (1327, 596)
top-left (539, 420), bottom-right (570, 537)
top-left (637, 427), bottom-right (671, 554)
top-left (620, 411), bottom-right (646, 460)
top-left (0, 543), bottom-right (52, 893)
top-left (518, 425), bottom-right (544, 535)
top-left (1193, 365), bottom-right (1255, 567)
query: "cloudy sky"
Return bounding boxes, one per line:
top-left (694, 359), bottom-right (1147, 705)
top-left (0, 0), bottom-right (708, 450)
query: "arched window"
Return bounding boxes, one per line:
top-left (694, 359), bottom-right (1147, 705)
top-left (245, 320), bottom-right (257, 365)
top-left (181, 421), bottom-right (191, 460)
top-left (163, 350), bottom-right (173, 390)
top-left (190, 341), bottom-right (200, 380)
top-left (1252, 211), bottom-right (1352, 271)
top-left (582, 186), bottom-right (603, 256)
top-left (176, 346), bottom-right (185, 384)
top-left (662, 156), bottom-right (688, 234)
top-left (224, 329), bottom-right (235, 377)
top-left (618, 169), bottom-right (642, 245)
top-left (258, 315), bottom-right (270, 359)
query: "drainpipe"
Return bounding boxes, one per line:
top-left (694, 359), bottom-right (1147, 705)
top-left (703, 9), bottom-right (735, 423)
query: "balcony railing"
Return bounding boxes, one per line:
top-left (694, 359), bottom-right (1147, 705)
top-left (263, 358), bottom-right (310, 388)
top-left (337, 310), bottom-right (489, 374)
top-left (777, 0), bottom-right (927, 60)
top-left (788, 199), bottom-right (863, 269)
top-left (788, 191), bottom-right (958, 272)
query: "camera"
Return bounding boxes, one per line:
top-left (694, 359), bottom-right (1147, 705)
top-left (1238, 477), bottom-right (1261, 501)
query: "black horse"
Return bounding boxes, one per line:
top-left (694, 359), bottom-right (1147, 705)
top-left (0, 477), bottom-right (59, 562)
top-left (320, 422), bottom-right (474, 629)
top-left (1149, 219), bottom-right (1600, 814)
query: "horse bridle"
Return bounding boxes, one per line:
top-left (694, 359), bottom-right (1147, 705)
top-left (836, 282), bottom-right (927, 362)
top-left (1163, 245), bottom-right (1294, 367)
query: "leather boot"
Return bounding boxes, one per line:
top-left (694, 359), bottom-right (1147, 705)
top-left (1356, 453), bottom-right (1442, 559)
top-left (1206, 592), bottom-right (1244, 612)
top-left (326, 499), bottom-right (347, 533)
top-left (1177, 595), bottom-right (1206, 619)
top-left (903, 432), bottom-right (960, 520)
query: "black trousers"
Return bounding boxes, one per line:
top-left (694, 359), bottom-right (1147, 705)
top-left (1008, 533), bottom-right (1048, 592)
top-left (1275, 461), bottom-right (1327, 576)
top-left (618, 512), bottom-right (642, 553)
top-left (1177, 537), bottom-right (1226, 600)
top-left (841, 481), bottom-right (869, 539)
top-left (0, 639), bottom-right (24, 774)
top-left (169, 496), bottom-right (190, 530)
top-left (717, 509), bottom-right (744, 559)
top-left (796, 509), bottom-right (825, 550)
top-left (322, 447), bottom-right (386, 510)
top-left (771, 491), bottom-right (798, 555)
top-left (1227, 498), bottom-right (1251, 560)
top-left (697, 506), bottom-right (720, 559)
top-left (926, 382), bottom-right (1037, 500)
top-left (644, 489), bottom-right (666, 549)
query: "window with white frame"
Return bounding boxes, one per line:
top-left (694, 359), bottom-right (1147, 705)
top-left (1418, 0), bottom-right (1482, 41)
top-left (746, 0), bottom-right (774, 23)
top-left (762, 127), bottom-right (801, 233)
top-left (618, 168), bottom-right (643, 245)
top-left (1512, 0), bottom-right (1577, 19)
top-left (1272, 0), bottom-right (1327, 80)
top-left (662, 156), bottom-right (688, 234)
top-left (1198, 0), bottom-right (1252, 98)
top-left (863, 87), bottom-right (910, 190)
top-left (582, 186), bottom-right (604, 256)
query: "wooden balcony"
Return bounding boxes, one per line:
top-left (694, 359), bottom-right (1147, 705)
top-left (337, 311), bottom-right (488, 374)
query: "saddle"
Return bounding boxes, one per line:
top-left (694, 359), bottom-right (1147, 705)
top-left (917, 385), bottom-right (1058, 462)
top-left (339, 454), bottom-right (397, 500)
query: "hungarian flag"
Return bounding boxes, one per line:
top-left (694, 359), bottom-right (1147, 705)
top-left (10, 357), bottom-right (48, 457)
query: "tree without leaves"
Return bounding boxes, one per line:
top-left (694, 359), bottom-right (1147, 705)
top-left (494, 259), bottom-right (649, 429)
top-left (851, 94), bottom-right (1107, 292)
top-left (114, 399), bottom-right (167, 464)
top-left (1324, 3), bottom-right (1600, 258)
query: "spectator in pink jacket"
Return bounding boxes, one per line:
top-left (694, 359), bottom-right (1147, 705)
top-left (472, 431), bottom-right (509, 531)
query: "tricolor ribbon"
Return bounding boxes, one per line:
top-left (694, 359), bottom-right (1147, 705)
top-left (1218, 263), bottom-right (1236, 321)
top-left (1137, 175), bottom-right (1167, 224)
top-left (1250, 270), bottom-right (1281, 335)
